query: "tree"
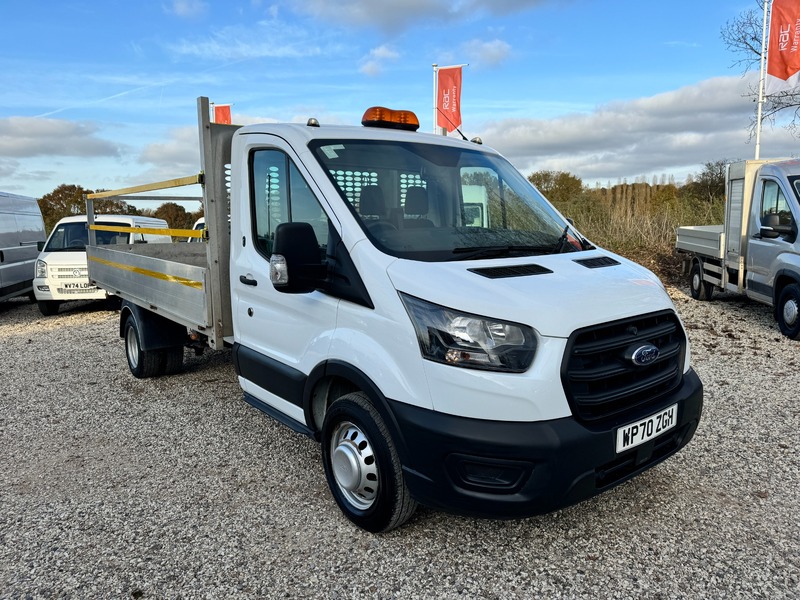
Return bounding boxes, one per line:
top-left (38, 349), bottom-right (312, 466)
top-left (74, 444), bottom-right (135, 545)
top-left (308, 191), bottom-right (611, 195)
top-left (680, 160), bottom-right (728, 204)
top-left (154, 202), bottom-right (192, 228)
top-left (38, 184), bottom-right (140, 233)
top-left (722, 0), bottom-right (800, 135)
top-left (527, 170), bottom-right (583, 204)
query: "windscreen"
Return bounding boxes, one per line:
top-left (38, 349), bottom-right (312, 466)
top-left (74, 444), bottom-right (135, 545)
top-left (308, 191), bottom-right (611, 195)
top-left (310, 139), bottom-right (582, 261)
top-left (44, 221), bottom-right (128, 251)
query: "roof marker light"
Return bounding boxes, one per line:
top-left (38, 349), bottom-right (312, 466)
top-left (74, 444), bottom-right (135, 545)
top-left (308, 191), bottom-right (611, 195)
top-left (361, 107), bottom-right (420, 131)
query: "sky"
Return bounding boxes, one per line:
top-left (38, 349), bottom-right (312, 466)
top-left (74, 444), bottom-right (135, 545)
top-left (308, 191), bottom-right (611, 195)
top-left (1, 0), bottom-right (795, 206)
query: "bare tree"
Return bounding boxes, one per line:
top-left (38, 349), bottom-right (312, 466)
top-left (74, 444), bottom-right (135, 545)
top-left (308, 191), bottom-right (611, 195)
top-left (722, 0), bottom-right (800, 136)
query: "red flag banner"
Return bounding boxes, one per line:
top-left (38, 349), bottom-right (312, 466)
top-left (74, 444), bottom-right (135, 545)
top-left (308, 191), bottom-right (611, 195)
top-left (214, 104), bottom-right (232, 125)
top-left (767, 0), bottom-right (800, 94)
top-left (436, 67), bottom-right (462, 132)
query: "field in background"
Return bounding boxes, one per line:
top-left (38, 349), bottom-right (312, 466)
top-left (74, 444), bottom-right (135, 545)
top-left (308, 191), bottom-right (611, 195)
top-left (549, 181), bottom-right (725, 284)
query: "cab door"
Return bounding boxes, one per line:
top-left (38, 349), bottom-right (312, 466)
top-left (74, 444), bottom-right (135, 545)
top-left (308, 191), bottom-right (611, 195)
top-left (231, 138), bottom-right (339, 424)
top-left (746, 177), bottom-right (798, 301)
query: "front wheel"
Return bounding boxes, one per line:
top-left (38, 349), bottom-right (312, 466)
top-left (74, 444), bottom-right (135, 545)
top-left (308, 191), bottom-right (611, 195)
top-left (37, 300), bottom-right (60, 316)
top-left (777, 283), bottom-right (800, 340)
top-left (321, 392), bottom-right (416, 533)
top-left (689, 262), bottom-right (713, 301)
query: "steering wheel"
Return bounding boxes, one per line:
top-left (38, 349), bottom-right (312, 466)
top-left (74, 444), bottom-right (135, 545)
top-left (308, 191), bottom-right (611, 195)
top-left (68, 240), bottom-right (86, 249)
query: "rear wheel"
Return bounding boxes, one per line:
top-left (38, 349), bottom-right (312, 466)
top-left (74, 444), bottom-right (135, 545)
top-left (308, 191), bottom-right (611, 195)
top-left (162, 346), bottom-right (184, 375)
top-left (689, 262), bottom-right (713, 301)
top-left (321, 392), bottom-right (416, 532)
top-left (777, 283), bottom-right (800, 340)
top-left (124, 315), bottom-right (163, 378)
top-left (37, 300), bottom-right (60, 316)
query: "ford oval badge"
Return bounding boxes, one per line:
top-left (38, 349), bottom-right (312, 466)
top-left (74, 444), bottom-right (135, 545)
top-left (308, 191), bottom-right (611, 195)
top-left (631, 344), bottom-right (660, 366)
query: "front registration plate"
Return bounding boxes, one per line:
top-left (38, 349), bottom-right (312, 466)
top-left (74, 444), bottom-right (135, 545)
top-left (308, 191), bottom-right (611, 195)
top-left (615, 404), bottom-right (678, 453)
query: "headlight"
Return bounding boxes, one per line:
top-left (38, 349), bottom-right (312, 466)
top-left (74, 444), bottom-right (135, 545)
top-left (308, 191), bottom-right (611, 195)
top-left (35, 259), bottom-right (47, 279)
top-left (399, 293), bottom-right (536, 372)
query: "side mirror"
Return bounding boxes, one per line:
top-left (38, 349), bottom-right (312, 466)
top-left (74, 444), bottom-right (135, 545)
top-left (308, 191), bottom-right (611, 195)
top-left (270, 222), bottom-right (325, 293)
top-left (759, 226), bottom-right (781, 239)
top-left (37, 241), bottom-right (45, 251)
top-left (760, 214), bottom-right (781, 239)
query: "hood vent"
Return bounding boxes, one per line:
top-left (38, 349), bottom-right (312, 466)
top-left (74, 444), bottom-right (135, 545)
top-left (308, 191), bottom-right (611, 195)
top-left (574, 256), bottom-right (620, 269)
top-left (469, 264), bottom-right (553, 279)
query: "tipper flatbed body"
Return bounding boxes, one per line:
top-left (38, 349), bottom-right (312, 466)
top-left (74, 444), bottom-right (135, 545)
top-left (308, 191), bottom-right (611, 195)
top-left (676, 158), bottom-right (800, 338)
top-left (86, 104), bottom-right (239, 349)
top-left (87, 97), bottom-right (702, 532)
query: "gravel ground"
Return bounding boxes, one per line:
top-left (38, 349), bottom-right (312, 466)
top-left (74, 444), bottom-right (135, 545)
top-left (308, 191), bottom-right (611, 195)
top-left (0, 288), bottom-right (798, 599)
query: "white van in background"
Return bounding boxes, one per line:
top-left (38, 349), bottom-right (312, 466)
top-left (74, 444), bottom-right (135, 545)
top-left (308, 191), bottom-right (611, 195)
top-left (0, 192), bottom-right (46, 302)
top-left (187, 216), bottom-right (205, 242)
top-left (34, 214), bottom-right (171, 315)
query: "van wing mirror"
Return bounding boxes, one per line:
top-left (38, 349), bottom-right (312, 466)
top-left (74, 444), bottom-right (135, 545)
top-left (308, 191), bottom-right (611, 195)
top-left (37, 241), bottom-right (45, 251)
top-left (269, 222), bottom-right (325, 293)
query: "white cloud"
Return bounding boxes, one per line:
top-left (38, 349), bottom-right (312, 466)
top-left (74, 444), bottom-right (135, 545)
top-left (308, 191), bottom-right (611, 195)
top-left (139, 126), bottom-right (198, 171)
top-left (164, 0), bottom-right (209, 18)
top-left (168, 20), bottom-right (326, 60)
top-left (0, 117), bottom-right (120, 158)
top-left (479, 73), bottom-right (800, 182)
top-left (291, 0), bottom-right (551, 32)
top-left (360, 45), bottom-right (400, 76)
top-left (462, 39), bottom-right (511, 67)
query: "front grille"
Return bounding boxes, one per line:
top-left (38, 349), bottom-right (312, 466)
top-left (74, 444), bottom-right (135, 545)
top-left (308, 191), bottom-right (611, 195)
top-left (561, 310), bottom-right (685, 423)
top-left (52, 265), bottom-right (87, 280)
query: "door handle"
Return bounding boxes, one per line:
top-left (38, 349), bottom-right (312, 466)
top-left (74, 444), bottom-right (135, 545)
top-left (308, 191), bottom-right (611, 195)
top-left (239, 274), bottom-right (258, 286)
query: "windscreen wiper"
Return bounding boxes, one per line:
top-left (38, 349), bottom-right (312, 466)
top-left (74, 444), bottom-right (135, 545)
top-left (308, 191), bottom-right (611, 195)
top-left (551, 226), bottom-right (594, 253)
top-left (552, 225), bottom-right (570, 254)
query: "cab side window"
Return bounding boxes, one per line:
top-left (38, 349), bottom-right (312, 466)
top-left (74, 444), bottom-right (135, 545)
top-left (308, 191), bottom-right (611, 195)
top-left (761, 180), bottom-right (795, 232)
top-left (251, 149), bottom-right (329, 256)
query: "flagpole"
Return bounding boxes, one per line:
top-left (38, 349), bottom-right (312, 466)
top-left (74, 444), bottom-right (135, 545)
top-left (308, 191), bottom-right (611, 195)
top-left (755, 0), bottom-right (770, 160)
top-left (432, 64), bottom-right (438, 134)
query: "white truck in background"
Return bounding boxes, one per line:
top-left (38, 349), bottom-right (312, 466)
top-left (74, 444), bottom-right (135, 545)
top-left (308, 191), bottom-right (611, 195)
top-left (676, 159), bottom-right (800, 339)
top-left (85, 97), bottom-right (703, 532)
top-left (34, 214), bottom-right (171, 315)
top-left (0, 192), bottom-right (46, 302)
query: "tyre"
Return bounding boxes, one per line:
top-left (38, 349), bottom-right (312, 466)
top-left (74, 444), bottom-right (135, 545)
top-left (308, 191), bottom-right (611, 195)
top-left (689, 262), bottom-right (713, 301)
top-left (321, 392), bottom-right (417, 532)
top-left (161, 346), bottom-right (184, 375)
top-left (124, 315), bottom-right (163, 378)
top-left (37, 300), bottom-right (60, 316)
top-left (777, 283), bottom-right (800, 340)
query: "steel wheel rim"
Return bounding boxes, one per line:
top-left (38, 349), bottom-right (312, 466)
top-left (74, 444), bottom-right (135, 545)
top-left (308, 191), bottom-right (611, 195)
top-left (330, 420), bottom-right (378, 510)
top-left (692, 272), bottom-right (701, 293)
top-left (125, 326), bottom-right (139, 369)
top-left (783, 298), bottom-right (799, 327)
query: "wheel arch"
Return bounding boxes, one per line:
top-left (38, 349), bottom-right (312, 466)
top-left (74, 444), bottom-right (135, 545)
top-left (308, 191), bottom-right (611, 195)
top-left (304, 360), bottom-right (412, 464)
top-left (772, 269), bottom-right (800, 307)
top-left (119, 300), bottom-right (186, 350)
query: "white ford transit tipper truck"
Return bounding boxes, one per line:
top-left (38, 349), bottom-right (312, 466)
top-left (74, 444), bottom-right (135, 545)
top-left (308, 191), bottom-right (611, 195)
top-left (34, 214), bottom-right (171, 315)
top-left (86, 98), bottom-right (703, 532)
top-left (0, 192), bottom-right (46, 302)
top-left (676, 159), bottom-right (800, 339)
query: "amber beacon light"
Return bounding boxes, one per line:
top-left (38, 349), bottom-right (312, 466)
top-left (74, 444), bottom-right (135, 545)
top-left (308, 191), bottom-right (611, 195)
top-left (361, 107), bottom-right (420, 131)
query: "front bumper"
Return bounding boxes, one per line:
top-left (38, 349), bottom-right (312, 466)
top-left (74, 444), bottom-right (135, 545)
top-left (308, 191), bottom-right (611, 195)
top-left (388, 367), bottom-right (703, 518)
